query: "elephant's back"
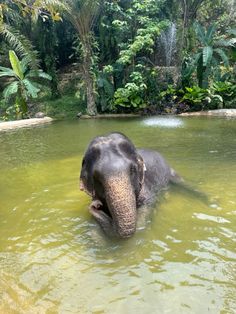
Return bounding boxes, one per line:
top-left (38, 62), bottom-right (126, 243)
top-left (137, 148), bottom-right (172, 192)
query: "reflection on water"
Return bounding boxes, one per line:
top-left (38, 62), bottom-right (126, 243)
top-left (0, 117), bottom-right (236, 313)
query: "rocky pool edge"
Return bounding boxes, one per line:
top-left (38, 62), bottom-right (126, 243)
top-left (179, 109), bottom-right (236, 117)
top-left (1, 109), bottom-right (236, 132)
top-left (0, 117), bottom-right (53, 132)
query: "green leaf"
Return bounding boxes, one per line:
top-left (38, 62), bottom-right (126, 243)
top-left (185, 87), bottom-right (193, 92)
top-left (206, 24), bottom-right (216, 43)
top-left (20, 56), bottom-right (31, 73)
top-left (216, 38), bottom-right (236, 47)
top-left (27, 70), bottom-right (52, 80)
top-left (211, 55), bottom-right (218, 67)
top-left (22, 79), bottom-right (40, 98)
top-left (203, 46), bottom-right (213, 66)
top-left (228, 38), bottom-right (236, 46)
top-left (227, 28), bottom-right (236, 36)
top-left (197, 55), bottom-right (204, 88)
top-left (9, 50), bottom-right (24, 80)
top-left (0, 66), bottom-right (16, 78)
top-left (52, 12), bottom-right (62, 22)
top-left (0, 24), bottom-right (39, 70)
top-left (3, 81), bottom-right (19, 101)
top-left (16, 95), bottom-right (28, 114)
top-left (194, 52), bottom-right (202, 65)
top-left (194, 22), bottom-right (207, 45)
top-left (214, 48), bottom-right (229, 66)
top-left (37, 70), bottom-right (52, 80)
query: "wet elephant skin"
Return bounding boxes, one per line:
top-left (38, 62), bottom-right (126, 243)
top-left (79, 132), bottom-right (180, 238)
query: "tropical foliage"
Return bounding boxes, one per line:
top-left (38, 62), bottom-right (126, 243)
top-left (190, 23), bottom-right (234, 88)
top-left (0, 0), bottom-right (235, 119)
top-left (0, 50), bottom-right (51, 119)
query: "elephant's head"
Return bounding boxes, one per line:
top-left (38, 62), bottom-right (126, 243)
top-left (80, 133), bottom-right (146, 238)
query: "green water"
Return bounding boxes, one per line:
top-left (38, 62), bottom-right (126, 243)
top-left (0, 117), bottom-right (236, 314)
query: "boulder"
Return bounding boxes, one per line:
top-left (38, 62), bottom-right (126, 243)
top-left (35, 112), bottom-right (45, 118)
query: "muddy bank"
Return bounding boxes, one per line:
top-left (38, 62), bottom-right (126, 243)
top-left (0, 117), bottom-right (53, 132)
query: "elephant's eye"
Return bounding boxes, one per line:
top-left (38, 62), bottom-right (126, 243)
top-left (130, 164), bottom-right (137, 175)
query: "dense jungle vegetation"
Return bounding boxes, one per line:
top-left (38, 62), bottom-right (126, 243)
top-left (0, 0), bottom-right (235, 120)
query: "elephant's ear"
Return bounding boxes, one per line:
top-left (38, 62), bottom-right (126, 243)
top-left (79, 158), bottom-right (94, 197)
top-left (137, 154), bottom-right (146, 189)
top-left (79, 178), bottom-right (93, 196)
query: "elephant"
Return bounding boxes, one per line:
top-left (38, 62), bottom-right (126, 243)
top-left (79, 132), bottom-right (183, 239)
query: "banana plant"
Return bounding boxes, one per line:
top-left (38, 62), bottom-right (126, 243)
top-left (0, 50), bottom-right (51, 118)
top-left (193, 23), bottom-right (232, 88)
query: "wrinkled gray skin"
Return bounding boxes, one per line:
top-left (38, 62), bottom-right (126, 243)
top-left (80, 132), bottom-right (182, 239)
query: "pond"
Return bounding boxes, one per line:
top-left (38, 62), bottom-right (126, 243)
top-left (0, 116), bottom-right (236, 313)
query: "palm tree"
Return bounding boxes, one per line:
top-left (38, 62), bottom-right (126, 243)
top-left (66, 0), bottom-right (100, 115)
top-left (0, 0), bottom-right (66, 70)
top-left (0, 19), bottom-right (39, 71)
top-left (0, 50), bottom-right (51, 118)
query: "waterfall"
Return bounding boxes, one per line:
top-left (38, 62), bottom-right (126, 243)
top-left (160, 23), bottom-right (177, 67)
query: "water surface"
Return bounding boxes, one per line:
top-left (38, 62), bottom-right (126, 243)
top-left (0, 117), bottom-right (236, 313)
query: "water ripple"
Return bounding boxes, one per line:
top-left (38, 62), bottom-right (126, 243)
top-left (193, 212), bottom-right (231, 224)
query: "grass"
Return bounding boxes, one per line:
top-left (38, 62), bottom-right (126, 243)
top-left (37, 94), bottom-right (86, 119)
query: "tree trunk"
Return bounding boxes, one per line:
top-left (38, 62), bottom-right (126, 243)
top-left (84, 68), bottom-right (97, 115)
top-left (82, 39), bottom-right (97, 116)
top-left (179, 0), bottom-right (205, 64)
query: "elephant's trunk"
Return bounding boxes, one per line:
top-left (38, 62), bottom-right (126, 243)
top-left (104, 173), bottom-right (137, 238)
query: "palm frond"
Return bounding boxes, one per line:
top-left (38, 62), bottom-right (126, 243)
top-left (43, 0), bottom-right (69, 11)
top-left (3, 81), bottom-right (19, 101)
top-left (1, 2), bottom-right (21, 21)
top-left (66, 0), bottom-right (100, 37)
top-left (0, 24), bottom-right (39, 70)
top-left (29, 0), bottom-right (69, 22)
